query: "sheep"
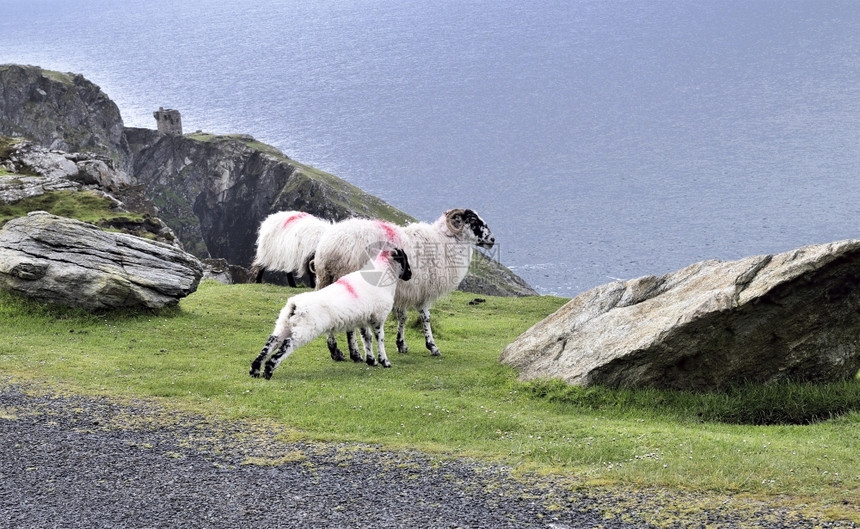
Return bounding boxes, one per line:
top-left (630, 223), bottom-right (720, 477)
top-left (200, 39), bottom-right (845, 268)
top-left (249, 247), bottom-right (412, 379)
top-left (250, 211), bottom-right (332, 287)
top-left (313, 209), bottom-right (495, 361)
top-left (312, 218), bottom-right (407, 362)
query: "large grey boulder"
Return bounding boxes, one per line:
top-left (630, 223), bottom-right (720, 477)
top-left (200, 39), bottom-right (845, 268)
top-left (500, 240), bottom-right (860, 391)
top-left (0, 212), bottom-right (203, 310)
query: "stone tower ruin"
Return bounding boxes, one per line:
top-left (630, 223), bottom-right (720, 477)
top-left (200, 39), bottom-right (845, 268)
top-left (153, 107), bottom-right (182, 135)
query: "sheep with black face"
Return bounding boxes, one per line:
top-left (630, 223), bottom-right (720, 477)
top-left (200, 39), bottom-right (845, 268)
top-left (313, 209), bottom-right (495, 360)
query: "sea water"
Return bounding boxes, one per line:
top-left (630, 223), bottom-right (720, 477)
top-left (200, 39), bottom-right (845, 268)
top-left (2, 0), bottom-right (859, 295)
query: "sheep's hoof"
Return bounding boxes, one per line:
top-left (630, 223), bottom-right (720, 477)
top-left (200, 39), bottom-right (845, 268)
top-left (381, 360), bottom-right (392, 368)
top-left (330, 349), bottom-right (346, 362)
top-left (249, 369), bottom-right (261, 378)
top-left (365, 356), bottom-right (377, 367)
top-left (263, 372), bottom-right (273, 380)
top-left (396, 339), bottom-right (408, 354)
top-left (349, 351), bottom-right (363, 363)
top-left (429, 347), bottom-right (442, 357)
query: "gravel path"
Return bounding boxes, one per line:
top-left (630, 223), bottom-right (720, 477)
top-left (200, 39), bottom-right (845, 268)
top-left (0, 383), bottom-right (853, 529)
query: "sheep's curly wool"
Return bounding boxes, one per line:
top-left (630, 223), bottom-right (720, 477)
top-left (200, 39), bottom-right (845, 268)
top-left (313, 209), bottom-right (495, 358)
top-left (251, 211), bottom-right (332, 285)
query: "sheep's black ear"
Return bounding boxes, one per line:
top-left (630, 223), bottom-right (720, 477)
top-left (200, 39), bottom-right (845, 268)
top-left (393, 248), bottom-right (412, 280)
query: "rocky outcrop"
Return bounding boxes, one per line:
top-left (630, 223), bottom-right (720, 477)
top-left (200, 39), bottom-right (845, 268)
top-left (0, 212), bottom-right (203, 310)
top-left (1, 65), bottom-right (537, 297)
top-left (0, 138), bottom-right (130, 198)
top-left (131, 132), bottom-right (413, 261)
top-left (0, 137), bottom-right (178, 247)
top-left (501, 241), bottom-right (860, 391)
top-left (201, 258), bottom-right (253, 285)
top-left (0, 65), bottom-right (131, 170)
top-left (459, 251), bottom-right (538, 297)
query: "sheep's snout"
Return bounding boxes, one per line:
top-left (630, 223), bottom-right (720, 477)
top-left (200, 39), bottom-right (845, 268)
top-left (478, 234), bottom-right (496, 249)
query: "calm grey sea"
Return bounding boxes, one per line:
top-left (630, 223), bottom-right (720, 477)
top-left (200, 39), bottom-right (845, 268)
top-left (2, 0), bottom-right (859, 295)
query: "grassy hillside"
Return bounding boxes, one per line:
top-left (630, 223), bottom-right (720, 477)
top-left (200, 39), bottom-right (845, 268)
top-left (1, 283), bottom-right (858, 522)
top-left (0, 189), bottom-right (139, 227)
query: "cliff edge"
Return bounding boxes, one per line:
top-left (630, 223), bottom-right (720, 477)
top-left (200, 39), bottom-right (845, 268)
top-left (0, 64), bottom-right (537, 297)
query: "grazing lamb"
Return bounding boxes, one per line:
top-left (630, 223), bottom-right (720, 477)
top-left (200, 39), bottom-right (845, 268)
top-left (249, 247), bottom-right (412, 379)
top-left (313, 209), bottom-right (495, 360)
top-left (250, 211), bottom-right (332, 287)
top-left (313, 218), bottom-right (407, 362)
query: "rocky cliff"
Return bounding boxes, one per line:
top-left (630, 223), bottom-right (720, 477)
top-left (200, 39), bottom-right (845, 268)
top-left (0, 64), bottom-right (131, 170)
top-left (0, 64), bottom-right (537, 296)
top-left (130, 132), bottom-right (412, 265)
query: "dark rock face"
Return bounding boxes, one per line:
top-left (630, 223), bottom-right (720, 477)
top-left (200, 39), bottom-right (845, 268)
top-left (0, 65), bottom-right (131, 170)
top-left (130, 133), bottom-right (537, 296)
top-left (0, 212), bottom-right (203, 310)
top-left (131, 133), bottom-right (413, 265)
top-left (501, 240), bottom-right (860, 391)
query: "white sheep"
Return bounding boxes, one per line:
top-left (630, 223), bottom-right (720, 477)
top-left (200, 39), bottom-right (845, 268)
top-left (250, 211), bottom-right (332, 287)
top-left (249, 247), bottom-right (412, 379)
top-left (313, 209), bottom-right (495, 360)
top-left (312, 218), bottom-right (407, 361)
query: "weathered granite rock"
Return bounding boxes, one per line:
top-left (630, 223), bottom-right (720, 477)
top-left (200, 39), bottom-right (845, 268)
top-left (201, 258), bottom-right (252, 285)
top-left (12, 143), bottom-right (78, 179)
top-left (0, 139), bottom-right (131, 202)
top-left (0, 139), bottom-right (178, 249)
top-left (71, 158), bottom-right (131, 191)
top-left (500, 240), bottom-right (860, 391)
top-left (0, 212), bottom-right (203, 310)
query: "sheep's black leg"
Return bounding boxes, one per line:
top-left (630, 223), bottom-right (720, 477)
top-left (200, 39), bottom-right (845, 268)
top-left (251, 265), bottom-right (265, 284)
top-left (346, 330), bottom-right (363, 363)
top-left (327, 332), bottom-right (346, 361)
top-left (250, 335), bottom-right (279, 377)
top-left (264, 338), bottom-right (294, 380)
top-left (373, 323), bottom-right (391, 368)
top-left (419, 308), bottom-right (441, 356)
top-left (359, 327), bottom-right (376, 366)
top-left (286, 272), bottom-right (297, 288)
top-left (395, 308), bottom-right (409, 354)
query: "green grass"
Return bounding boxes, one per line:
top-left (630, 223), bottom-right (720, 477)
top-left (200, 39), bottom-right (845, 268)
top-left (1, 282), bottom-right (858, 520)
top-left (0, 189), bottom-right (141, 228)
top-left (0, 135), bottom-right (23, 159)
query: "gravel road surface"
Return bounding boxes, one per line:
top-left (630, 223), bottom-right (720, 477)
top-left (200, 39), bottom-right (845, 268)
top-left (0, 383), bottom-right (853, 528)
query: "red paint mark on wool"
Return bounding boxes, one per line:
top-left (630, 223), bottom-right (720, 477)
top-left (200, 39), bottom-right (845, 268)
top-left (376, 221), bottom-right (398, 242)
top-left (281, 212), bottom-right (309, 229)
top-left (336, 277), bottom-right (359, 299)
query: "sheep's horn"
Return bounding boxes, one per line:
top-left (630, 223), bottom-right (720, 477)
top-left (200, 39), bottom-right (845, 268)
top-left (444, 209), bottom-right (467, 235)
